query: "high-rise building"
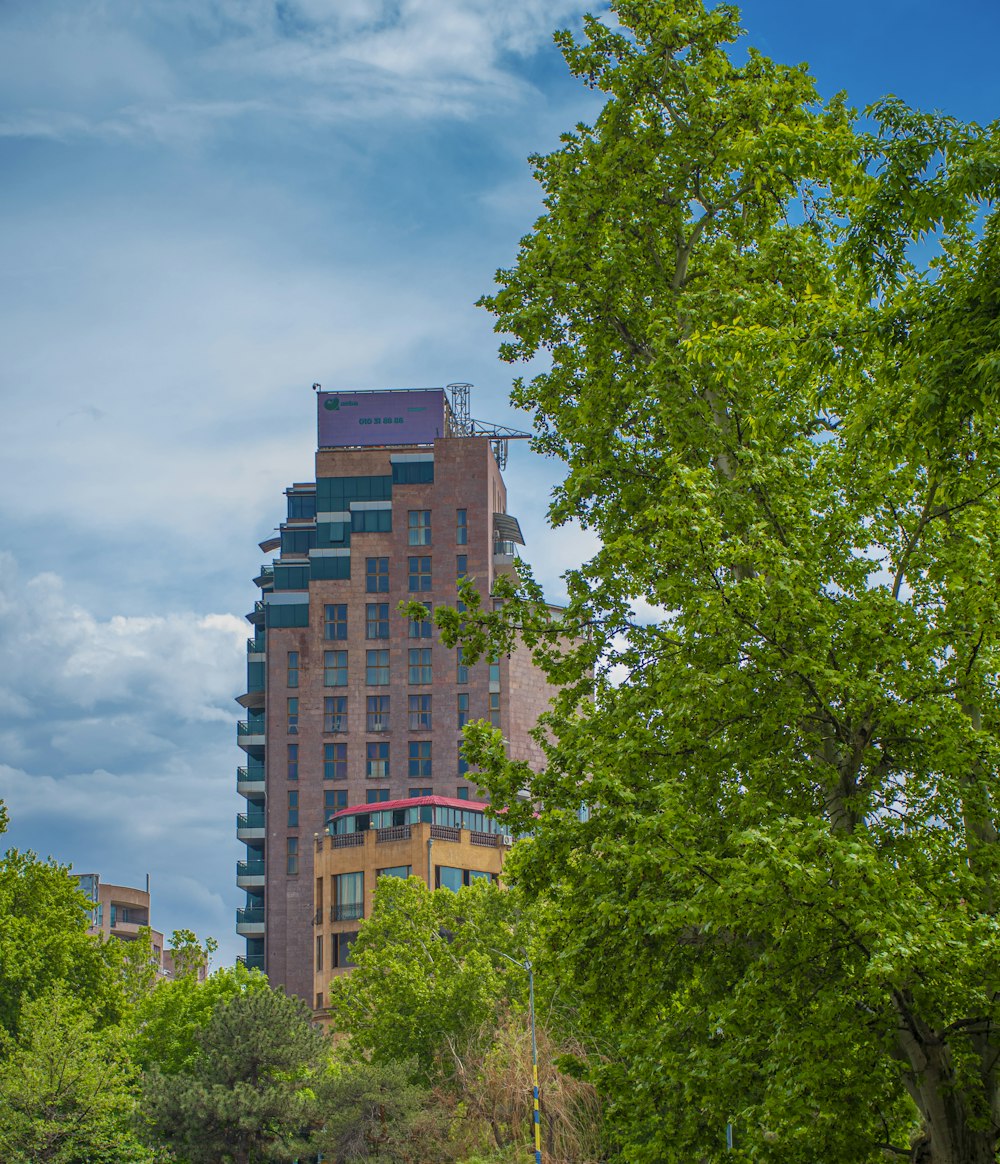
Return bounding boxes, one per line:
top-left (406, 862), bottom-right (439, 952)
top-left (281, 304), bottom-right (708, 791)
top-left (236, 386), bottom-right (557, 1000)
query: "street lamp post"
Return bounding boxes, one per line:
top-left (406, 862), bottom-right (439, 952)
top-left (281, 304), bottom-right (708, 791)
top-left (494, 949), bottom-right (542, 1164)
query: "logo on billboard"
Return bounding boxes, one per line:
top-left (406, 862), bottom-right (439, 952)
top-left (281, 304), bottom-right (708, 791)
top-left (324, 398), bottom-right (340, 411)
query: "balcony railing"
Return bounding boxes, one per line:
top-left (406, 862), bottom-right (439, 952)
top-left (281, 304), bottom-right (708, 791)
top-left (332, 903), bottom-right (364, 922)
top-left (237, 953), bottom-right (265, 971)
top-left (330, 833), bottom-right (365, 849)
top-left (246, 635), bottom-right (266, 654)
top-left (236, 906), bottom-right (265, 925)
top-left (237, 765), bottom-right (265, 785)
top-left (237, 860), bottom-right (265, 878)
top-left (237, 720), bottom-right (266, 738)
top-left (376, 825), bottom-right (411, 844)
top-left (469, 831), bottom-right (501, 848)
top-left (237, 812), bottom-right (266, 831)
top-left (430, 825), bottom-right (461, 843)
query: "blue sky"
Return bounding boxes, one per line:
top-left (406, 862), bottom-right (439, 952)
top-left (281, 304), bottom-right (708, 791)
top-left (2, 0), bottom-right (998, 966)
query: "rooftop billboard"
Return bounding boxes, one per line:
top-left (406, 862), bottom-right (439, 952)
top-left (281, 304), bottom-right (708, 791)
top-left (317, 389), bottom-right (447, 448)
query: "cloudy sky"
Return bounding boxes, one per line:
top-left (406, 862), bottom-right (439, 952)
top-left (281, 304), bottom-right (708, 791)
top-left (2, 0), bottom-right (998, 966)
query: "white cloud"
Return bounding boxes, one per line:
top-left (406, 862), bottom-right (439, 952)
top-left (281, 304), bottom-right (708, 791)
top-left (0, 0), bottom-right (597, 141)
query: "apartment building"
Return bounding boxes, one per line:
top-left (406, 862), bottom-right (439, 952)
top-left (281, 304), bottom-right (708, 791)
top-left (236, 386), bottom-right (557, 1001)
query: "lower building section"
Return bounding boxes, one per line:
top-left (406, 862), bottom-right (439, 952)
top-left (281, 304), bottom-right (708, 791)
top-left (311, 796), bottom-right (508, 1013)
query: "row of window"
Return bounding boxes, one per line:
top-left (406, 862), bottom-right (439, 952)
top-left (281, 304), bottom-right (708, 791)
top-left (365, 555), bottom-right (468, 593)
top-left (324, 602), bottom-right (434, 640)
top-left (288, 741), bottom-right (472, 782)
top-left (287, 693), bottom-right (491, 734)
top-left (287, 647), bottom-right (495, 689)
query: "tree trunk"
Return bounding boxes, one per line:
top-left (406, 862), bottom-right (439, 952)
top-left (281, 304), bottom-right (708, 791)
top-left (897, 1023), bottom-right (998, 1164)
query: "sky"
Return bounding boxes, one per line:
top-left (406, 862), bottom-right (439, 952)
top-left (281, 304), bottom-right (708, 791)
top-left (2, 0), bottom-right (998, 967)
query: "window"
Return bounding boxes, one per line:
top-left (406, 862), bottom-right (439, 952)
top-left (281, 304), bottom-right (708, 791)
top-left (334, 872), bottom-right (364, 922)
top-left (489, 658), bottom-right (501, 685)
top-left (366, 649), bottom-right (389, 686)
top-left (409, 787), bottom-right (432, 798)
top-left (456, 785), bottom-right (470, 800)
top-left (280, 527), bottom-right (317, 555)
top-left (436, 866), bottom-right (463, 892)
top-left (324, 650), bottom-right (348, 687)
top-left (378, 865), bottom-right (412, 879)
top-left (325, 789), bottom-right (347, 821)
top-left (287, 492), bottom-right (317, 520)
top-left (287, 743), bottom-right (298, 781)
top-left (408, 694), bottom-right (432, 731)
top-left (457, 554), bottom-right (468, 580)
top-left (287, 790), bottom-right (298, 827)
top-left (488, 692), bottom-right (501, 728)
top-left (456, 508), bottom-right (467, 545)
top-left (366, 556), bottom-right (389, 593)
top-left (458, 745), bottom-right (469, 777)
top-left (366, 742), bottom-right (389, 779)
top-left (392, 460), bottom-right (434, 484)
top-left (407, 556), bottom-right (431, 592)
top-left (324, 696), bottom-right (347, 733)
top-left (366, 789), bottom-right (390, 804)
top-left (366, 695), bottom-right (389, 733)
top-left (408, 510), bottom-right (431, 546)
top-left (352, 508), bottom-right (392, 533)
top-left (324, 742), bottom-right (347, 781)
top-left (366, 603), bottom-right (389, 639)
top-left (333, 930), bottom-right (359, 968)
top-left (456, 647), bottom-right (468, 685)
top-left (287, 837), bottom-right (299, 875)
top-left (287, 697), bottom-right (298, 735)
top-left (408, 741), bottom-right (431, 779)
top-left (324, 604), bottom-right (348, 640)
top-left (408, 648), bottom-right (432, 685)
top-left (457, 692), bottom-right (469, 729)
top-left (408, 605), bottom-right (432, 639)
top-left (316, 935), bottom-right (323, 972)
top-left (287, 651), bottom-right (299, 688)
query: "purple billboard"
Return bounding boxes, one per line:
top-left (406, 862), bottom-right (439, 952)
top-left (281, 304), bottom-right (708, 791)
top-left (317, 389), bottom-right (447, 448)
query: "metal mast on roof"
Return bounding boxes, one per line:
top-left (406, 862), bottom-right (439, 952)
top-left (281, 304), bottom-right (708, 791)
top-left (446, 382), bottom-right (531, 469)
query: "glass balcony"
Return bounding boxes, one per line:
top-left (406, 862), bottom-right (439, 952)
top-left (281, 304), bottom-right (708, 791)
top-left (245, 601), bottom-right (265, 626)
top-left (237, 811), bottom-right (266, 831)
top-left (246, 634), bottom-right (266, 655)
top-left (236, 906), bottom-right (265, 925)
top-left (238, 952), bottom-right (266, 971)
top-left (237, 859), bottom-right (266, 878)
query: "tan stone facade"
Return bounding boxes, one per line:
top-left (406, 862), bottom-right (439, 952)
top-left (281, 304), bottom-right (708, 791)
top-left (310, 795), bottom-right (508, 1012)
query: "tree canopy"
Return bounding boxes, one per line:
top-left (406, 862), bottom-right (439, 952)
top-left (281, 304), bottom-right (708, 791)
top-left (462, 2), bottom-right (1000, 1162)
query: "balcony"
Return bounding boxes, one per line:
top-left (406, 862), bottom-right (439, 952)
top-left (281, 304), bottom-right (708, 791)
top-left (331, 903), bottom-right (364, 923)
top-left (237, 859), bottom-right (265, 888)
top-left (254, 565), bottom-right (274, 590)
top-left (493, 541), bottom-right (518, 578)
top-left (237, 765), bottom-right (265, 797)
top-left (246, 634), bottom-right (266, 656)
top-left (245, 601), bottom-right (265, 626)
top-left (237, 718), bottom-right (266, 753)
top-left (237, 811), bottom-right (266, 840)
top-left (237, 952), bottom-right (265, 972)
top-left (236, 906), bottom-right (265, 935)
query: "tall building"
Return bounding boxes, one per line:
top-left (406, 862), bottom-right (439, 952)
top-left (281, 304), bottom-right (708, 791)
top-left (236, 386), bottom-right (557, 1000)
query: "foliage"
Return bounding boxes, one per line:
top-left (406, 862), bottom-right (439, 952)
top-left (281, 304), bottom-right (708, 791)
top-left (168, 927), bottom-right (219, 979)
top-left (0, 984), bottom-right (154, 1164)
top-left (140, 985), bottom-right (325, 1164)
top-left (0, 848), bottom-right (126, 1038)
top-left (314, 1057), bottom-right (447, 1164)
top-left (326, 876), bottom-right (536, 1080)
top-left (132, 959), bottom-right (269, 1074)
top-left (463, 2), bottom-right (1000, 1162)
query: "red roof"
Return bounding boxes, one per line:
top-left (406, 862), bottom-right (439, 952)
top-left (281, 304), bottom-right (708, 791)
top-left (329, 793), bottom-right (491, 821)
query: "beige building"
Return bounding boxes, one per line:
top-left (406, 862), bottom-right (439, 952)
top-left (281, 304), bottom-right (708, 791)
top-left (76, 873), bottom-right (175, 976)
top-left (311, 794), bottom-right (509, 1012)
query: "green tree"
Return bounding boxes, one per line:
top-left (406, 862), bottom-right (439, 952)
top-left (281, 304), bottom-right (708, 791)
top-left (0, 984), bottom-right (153, 1164)
top-left (326, 877), bottom-right (535, 1080)
top-left (0, 848), bottom-right (126, 1037)
top-left (464, 2), bottom-right (1000, 1161)
top-left (131, 959), bottom-right (268, 1074)
top-left (140, 985), bottom-right (325, 1164)
top-left (314, 1057), bottom-right (444, 1164)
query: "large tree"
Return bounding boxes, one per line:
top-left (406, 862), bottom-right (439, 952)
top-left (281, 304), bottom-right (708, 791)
top-left (462, 2), bottom-right (1000, 1162)
top-left (141, 986), bottom-right (325, 1164)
